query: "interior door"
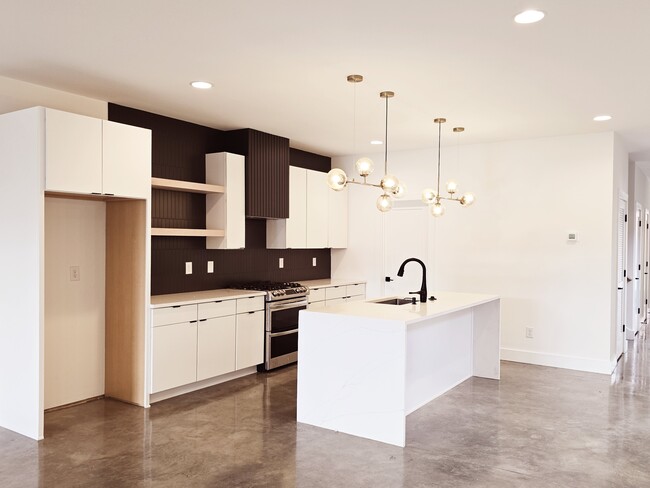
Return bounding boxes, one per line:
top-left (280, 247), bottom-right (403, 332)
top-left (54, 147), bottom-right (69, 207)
top-left (616, 197), bottom-right (628, 359)
top-left (383, 206), bottom-right (429, 299)
top-left (645, 209), bottom-right (649, 322)
top-left (631, 205), bottom-right (642, 338)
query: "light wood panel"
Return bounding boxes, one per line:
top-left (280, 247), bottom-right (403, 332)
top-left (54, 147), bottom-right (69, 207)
top-left (151, 177), bottom-right (224, 194)
top-left (151, 227), bottom-right (225, 237)
top-left (105, 200), bottom-right (146, 405)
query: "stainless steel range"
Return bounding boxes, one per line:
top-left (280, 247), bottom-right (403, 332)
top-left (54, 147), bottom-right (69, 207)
top-left (232, 281), bottom-right (308, 371)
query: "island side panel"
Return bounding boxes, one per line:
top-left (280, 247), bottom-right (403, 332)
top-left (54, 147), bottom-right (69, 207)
top-left (405, 309), bottom-right (473, 415)
top-left (472, 299), bottom-right (501, 379)
top-left (297, 311), bottom-right (407, 447)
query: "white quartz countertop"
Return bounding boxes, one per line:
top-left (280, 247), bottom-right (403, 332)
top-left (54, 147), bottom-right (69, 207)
top-left (304, 291), bottom-right (499, 325)
top-left (150, 289), bottom-right (265, 308)
top-left (300, 278), bottom-right (366, 289)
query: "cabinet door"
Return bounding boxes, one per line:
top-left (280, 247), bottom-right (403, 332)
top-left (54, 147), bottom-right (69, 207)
top-left (306, 169), bottom-right (329, 248)
top-left (152, 322), bottom-right (197, 393)
top-left (236, 310), bottom-right (264, 369)
top-left (287, 166), bottom-right (307, 247)
top-left (328, 185), bottom-right (348, 248)
top-left (197, 316), bottom-right (236, 381)
top-left (102, 120), bottom-right (151, 198)
top-left (45, 109), bottom-right (102, 194)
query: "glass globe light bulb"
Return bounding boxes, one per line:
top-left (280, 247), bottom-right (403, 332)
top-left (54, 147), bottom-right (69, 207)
top-left (355, 157), bottom-right (374, 177)
top-left (460, 193), bottom-right (475, 207)
top-left (422, 188), bottom-right (437, 204)
top-left (327, 168), bottom-right (348, 191)
top-left (376, 193), bottom-right (393, 212)
top-left (431, 202), bottom-right (445, 217)
top-left (392, 183), bottom-right (406, 199)
top-left (446, 181), bottom-right (458, 194)
top-left (380, 174), bottom-right (399, 193)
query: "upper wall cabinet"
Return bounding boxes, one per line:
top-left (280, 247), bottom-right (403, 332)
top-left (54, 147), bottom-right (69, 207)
top-left (267, 167), bottom-right (347, 249)
top-left (45, 108), bottom-right (151, 199)
top-left (205, 152), bottom-right (246, 249)
top-left (224, 129), bottom-right (289, 219)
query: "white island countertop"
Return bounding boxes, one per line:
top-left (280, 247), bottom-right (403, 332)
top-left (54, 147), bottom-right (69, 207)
top-left (306, 291), bottom-right (498, 325)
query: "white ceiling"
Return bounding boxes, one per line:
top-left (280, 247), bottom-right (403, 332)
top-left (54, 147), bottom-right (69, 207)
top-left (2, 0), bottom-right (650, 158)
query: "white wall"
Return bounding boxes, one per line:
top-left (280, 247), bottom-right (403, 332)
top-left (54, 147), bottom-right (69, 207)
top-left (333, 131), bottom-right (619, 374)
top-left (44, 198), bottom-right (106, 409)
top-left (0, 76), bottom-right (107, 118)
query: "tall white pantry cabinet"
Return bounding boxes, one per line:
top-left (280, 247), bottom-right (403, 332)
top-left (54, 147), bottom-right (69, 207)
top-left (0, 107), bottom-right (152, 440)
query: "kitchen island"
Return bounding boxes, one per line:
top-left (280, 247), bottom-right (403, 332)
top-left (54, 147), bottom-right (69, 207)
top-left (296, 292), bottom-right (500, 447)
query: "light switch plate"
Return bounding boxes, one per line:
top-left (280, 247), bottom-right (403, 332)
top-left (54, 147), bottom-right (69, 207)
top-left (207, 261), bottom-right (214, 273)
top-left (279, 257), bottom-right (284, 269)
top-left (185, 262), bottom-right (192, 275)
top-left (312, 257), bottom-right (317, 267)
top-left (567, 232), bottom-right (578, 242)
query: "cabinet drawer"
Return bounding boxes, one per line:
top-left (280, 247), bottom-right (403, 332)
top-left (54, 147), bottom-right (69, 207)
top-left (153, 304), bottom-right (197, 327)
top-left (325, 297), bottom-right (345, 307)
top-left (308, 288), bottom-right (326, 303)
top-left (198, 300), bottom-right (236, 320)
top-left (346, 283), bottom-right (366, 297)
top-left (237, 296), bottom-right (265, 313)
top-left (325, 286), bottom-right (347, 300)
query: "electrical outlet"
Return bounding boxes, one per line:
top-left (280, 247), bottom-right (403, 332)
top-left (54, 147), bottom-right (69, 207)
top-left (312, 257), bottom-right (317, 267)
top-left (185, 262), bottom-right (192, 275)
top-left (70, 266), bottom-right (80, 281)
top-left (526, 327), bottom-right (534, 339)
top-left (279, 258), bottom-right (284, 269)
top-left (207, 261), bottom-right (214, 273)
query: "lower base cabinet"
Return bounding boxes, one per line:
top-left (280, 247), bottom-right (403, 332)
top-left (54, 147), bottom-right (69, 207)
top-left (235, 310), bottom-right (264, 370)
top-left (197, 316), bottom-right (237, 381)
top-left (151, 296), bottom-right (265, 394)
top-left (152, 322), bottom-right (198, 393)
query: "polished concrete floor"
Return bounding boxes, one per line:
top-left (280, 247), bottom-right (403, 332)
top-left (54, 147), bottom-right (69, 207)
top-left (2, 333), bottom-right (650, 488)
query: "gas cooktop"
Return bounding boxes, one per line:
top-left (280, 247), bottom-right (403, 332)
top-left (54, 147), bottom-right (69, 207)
top-left (231, 281), bottom-right (309, 301)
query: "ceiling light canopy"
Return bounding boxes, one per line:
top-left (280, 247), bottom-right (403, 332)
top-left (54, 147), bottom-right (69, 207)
top-left (190, 81), bottom-right (213, 89)
top-left (593, 115), bottom-right (612, 121)
top-left (514, 9), bottom-right (545, 24)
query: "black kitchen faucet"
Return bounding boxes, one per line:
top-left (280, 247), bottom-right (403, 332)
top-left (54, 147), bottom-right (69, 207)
top-left (397, 258), bottom-right (427, 303)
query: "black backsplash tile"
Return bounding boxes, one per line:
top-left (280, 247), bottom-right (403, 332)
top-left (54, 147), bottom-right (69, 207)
top-left (108, 103), bottom-right (332, 296)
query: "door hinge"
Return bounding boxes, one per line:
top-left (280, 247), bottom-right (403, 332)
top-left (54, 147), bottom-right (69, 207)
top-left (625, 214), bottom-right (628, 222)
top-left (638, 308), bottom-right (641, 315)
top-left (623, 324), bottom-right (626, 332)
top-left (639, 264), bottom-right (642, 271)
top-left (646, 298), bottom-right (648, 305)
top-left (624, 270), bottom-right (627, 277)
top-left (640, 220), bottom-right (642, 227)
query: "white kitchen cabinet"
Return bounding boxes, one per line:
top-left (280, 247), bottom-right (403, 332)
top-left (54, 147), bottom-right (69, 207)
top-left (306, 169), bottom-right (329, 248)
top-left (267, 166), bottom-right (347, 249)
top-left (206, 152), bottom-right (246, 249)
top-left (267, 166), bottom-right (307, 248)
top-left (44, 108), bottom-right (151, 198)
top-left (152, 321), bottom-right (198, 393)
top-left (45, 108), bottom-right (103, 194)
top-left (308, 282), bottom-right (366, 308)
top-left (197, 316), bottom-right (237, 381)
top-left (102, 120), bottom-right (151, 198)
top-left (236, 310), bottom-right (265, 370)
top-left (328, 185), bottom-right (348, 248)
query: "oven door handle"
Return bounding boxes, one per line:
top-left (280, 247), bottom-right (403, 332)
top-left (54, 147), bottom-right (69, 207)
top-left (269, 329), bottom-right (299, 338)
top-left (268, 300), bottom-right (308, 312)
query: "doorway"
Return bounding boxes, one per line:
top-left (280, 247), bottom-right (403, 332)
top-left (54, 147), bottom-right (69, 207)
top-left (616, 195), bottom-right (628, 360)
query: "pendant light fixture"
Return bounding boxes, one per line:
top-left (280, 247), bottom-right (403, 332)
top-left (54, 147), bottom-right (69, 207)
top-left (421, 118), bottom-right (475, 217)
top-left (327, 76), bottom-right (404, 212)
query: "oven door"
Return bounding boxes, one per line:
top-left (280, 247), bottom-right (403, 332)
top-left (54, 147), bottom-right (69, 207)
top-left (264, 297), bottom-right (307, 370)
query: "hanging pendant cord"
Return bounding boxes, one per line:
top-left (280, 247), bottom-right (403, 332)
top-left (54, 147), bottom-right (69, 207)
top-left (436, 120), bottom-right (441, 200)
top-left (384, 95), bottom-right (389, 175)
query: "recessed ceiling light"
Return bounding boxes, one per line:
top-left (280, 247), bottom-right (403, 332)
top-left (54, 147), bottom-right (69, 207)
top-left (593, 115), bottom-right (612, 122)
top-left (514, 10), bottom-right (545, 24)
top-left (370, 140), bottom-right (383, 145)
top-left (190, 81), bottom-right (213, 89)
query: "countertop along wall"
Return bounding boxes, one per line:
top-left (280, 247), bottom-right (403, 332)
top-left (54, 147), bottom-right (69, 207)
top-left (332, 131), bottom-right (620, 374)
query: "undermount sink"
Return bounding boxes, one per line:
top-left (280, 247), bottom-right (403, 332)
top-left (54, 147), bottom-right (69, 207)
top-left (371, 298), bottom-right (413, 306)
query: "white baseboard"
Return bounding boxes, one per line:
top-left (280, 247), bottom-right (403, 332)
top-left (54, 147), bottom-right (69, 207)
top-left (149, 366), bottom-right (258, 403)
top-left (501, 348), bottom-right (615, 375)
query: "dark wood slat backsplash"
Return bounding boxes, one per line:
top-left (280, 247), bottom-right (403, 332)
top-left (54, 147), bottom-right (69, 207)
top-left (108, 104), bottom-right (332, 296)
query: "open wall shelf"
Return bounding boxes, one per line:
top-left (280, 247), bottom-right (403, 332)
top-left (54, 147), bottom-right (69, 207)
top-left (151, 177), bottom-right (224, 194)
top-left (151, 228), bottom-right (225, 237)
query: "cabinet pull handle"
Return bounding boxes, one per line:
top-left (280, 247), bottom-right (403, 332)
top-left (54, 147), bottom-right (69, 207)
top-left (248, 311), bottom-right (255, 314)
top-left (104, 193), bottom-right (114, 196)
top-left (199, 319), bottom-right (207, 322)
top-left (91, 192), bottom-right (101, 195)
top-left (172, 305), bottom-right (181, 308)
top-left (213, 300), bottom-right (222, 303)
top-left (189, 320), bottom-right (197, 323)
